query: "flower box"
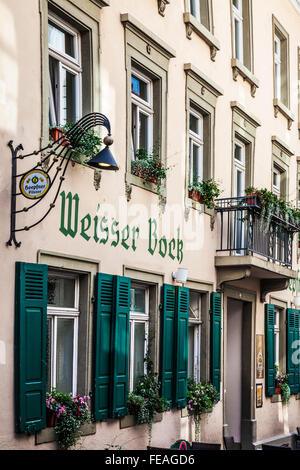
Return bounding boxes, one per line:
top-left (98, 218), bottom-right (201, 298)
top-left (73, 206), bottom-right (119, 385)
top-left (50, 127), bottom-right (67, 146)
top-left (188, 189), bottom-right (202, 203)
top-left (246, 194), bottom-right (256, 206)
top-left (46, 409), bottom-right (56, 427)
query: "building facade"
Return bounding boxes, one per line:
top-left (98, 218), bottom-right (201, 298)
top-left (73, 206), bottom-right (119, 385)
top-left (0, 0), bottom-right (300, 450)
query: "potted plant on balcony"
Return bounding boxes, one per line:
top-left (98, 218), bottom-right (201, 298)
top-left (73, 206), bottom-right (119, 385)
top-left (49, 123), bottom-right (102, 165)
top-left (274, 365), bottom-right (291, 404)
top-left (186, 378), bottom-right (219, 442)
top-left (188, 178), bottom-right (221, 208)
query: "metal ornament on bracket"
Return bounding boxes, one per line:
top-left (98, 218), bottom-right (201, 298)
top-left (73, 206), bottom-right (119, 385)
top-left (6, 112), bottom-right (113, 248)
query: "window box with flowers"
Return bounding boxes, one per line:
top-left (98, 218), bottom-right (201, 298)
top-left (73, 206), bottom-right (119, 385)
top-left (186, 378), bottom-right (219, 442)
top-left (131, 148), bottom-right (169, 203)
top-left (188, 178), bottom-right (221, 209)
top-left (49, 123), bottom-right (102, 166)
top-left (46, 388), bottom-right (91, 450)
top-left (274, 366), bottom-right (291, 404)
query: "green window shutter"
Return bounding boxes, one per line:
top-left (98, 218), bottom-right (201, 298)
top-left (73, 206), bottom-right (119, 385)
top-left (160, 284), bottom-right (176, 407)
top-left (93, 273), bottom-right (114, 421)
top-left (174, 286), bottom-right (189, 408)
top-left (93, 273), bottom-right (130, 421)
top-left (15, 262), bottom-right (48, 433)
top-left (210, 292), bottom-right (222, 394)
top-left (265, 304), bottom-right (275, 397)
top-left (111, 275), bottom-right (131, 418)
top-left (286, 309), bottom-right (300, 395)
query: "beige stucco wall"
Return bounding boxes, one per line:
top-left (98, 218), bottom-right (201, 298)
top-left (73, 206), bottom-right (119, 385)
top-left (0, 0), bottom-right (300, 450)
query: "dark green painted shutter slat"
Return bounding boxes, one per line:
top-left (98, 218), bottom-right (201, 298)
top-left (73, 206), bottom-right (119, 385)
top-left (174, 286), bottom-right (189, 408)
top-left (94, 273), bottom-right (114, 421)
top-left (265, 304), bottom-right (275, 397)
top-left (15, 262), bottom-right (48, 433)
top-left (111, 276), bottom-right (131, 418)
top-left (160, 284), bottom-right (176, 407)
top-left (210, 292), bottom-right (222, 394)
top-left (286, 309), bottom-right (300, 395)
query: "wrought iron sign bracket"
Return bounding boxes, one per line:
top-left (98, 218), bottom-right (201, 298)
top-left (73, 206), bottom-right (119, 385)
top-left (6, 113), bottom-right (113, 248)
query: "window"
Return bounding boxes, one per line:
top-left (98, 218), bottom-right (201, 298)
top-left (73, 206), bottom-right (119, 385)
top-left (273, 18), bottom-right (290, 110)
top-left (187, 0), bottom-right (211, 31)
top-left (274, 306), bottom-right (282, 367)
top-left (131, 70), bottom-right (154, 159)
top-left (47, 272), bottom-right (80, 395)
top-left (189, 107), bottom-right (204, 186)
top-left (232, 0), bottom-right (244, 63)
top-left (188, 291), bottom-right (203, 381)
top-left (233, 139), bottom-right (246, 198)
top-left (48, 14), bottom-right (82, 127)
top-left (129, 284), bottom-right (150, 390)
top-left (272, 165), bottom-right (281, 198)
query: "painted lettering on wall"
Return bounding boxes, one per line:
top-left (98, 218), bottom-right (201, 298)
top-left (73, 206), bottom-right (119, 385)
top-left (59, 191), bottom-right (184, 263)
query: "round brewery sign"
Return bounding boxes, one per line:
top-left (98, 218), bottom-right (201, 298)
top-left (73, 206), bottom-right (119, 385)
top-left (20, 169), bottom-right (51, 199)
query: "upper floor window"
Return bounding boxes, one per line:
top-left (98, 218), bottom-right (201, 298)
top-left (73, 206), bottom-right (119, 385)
top-left (131, 70), bottom-right (154, 159)
top-left (273, 18), bottom-right (290, 109)
top-left (188, 291), bottom-right (203, 381)
top-left (187, 0), bottom-right (211, 30)
top-left (232, 0), bottom-right (244, 63)
top-left (48, 15), bottom-right (82, 127)
top-left (233, 139), bottom-right (246, 198)
top-left (189, 107), bottom-right (204, 186)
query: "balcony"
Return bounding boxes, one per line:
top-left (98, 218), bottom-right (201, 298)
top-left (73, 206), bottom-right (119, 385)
top-left (214, 196), bottom-right (299, 300)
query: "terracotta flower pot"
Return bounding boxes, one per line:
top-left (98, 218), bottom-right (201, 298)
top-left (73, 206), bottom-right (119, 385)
top-left (50, 127), bottom-right (67, 146)
top-left (189, 189), bottom-right (200, 202)
top-left (46, 409), bottom-right (56, 427)
top-left (246, 194), bottom-right (256, 205)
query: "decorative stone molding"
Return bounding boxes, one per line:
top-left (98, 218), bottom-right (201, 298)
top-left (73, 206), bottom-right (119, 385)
top-left (93, 169), bottom-right (102, 191)
top-left (183, 13), bottom-right (220, 62)
top-left (158, 0), bottom-right (170, 16)
top-left (273, 99), bottom-right (295, 130)
top-left (231, 59), bottom-right (259, 98)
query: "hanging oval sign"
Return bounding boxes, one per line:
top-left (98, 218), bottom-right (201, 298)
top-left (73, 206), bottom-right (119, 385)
top-left (19, 169), bottom-right (51, 199)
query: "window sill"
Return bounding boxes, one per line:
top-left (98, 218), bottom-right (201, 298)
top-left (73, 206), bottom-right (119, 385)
top-left (231, 59), bottom-right (259, 97)
top-left (183, 13), bottom-right (220, 61)
top-left (271, 394), bottom-right (282, 403)
top-left (186, 197), bottom-right (215, 217)
top-left (35, 422), bottom-right (96, 445)
top-left (120, 413), bottom-right (163, 429)
top-left (273, 99), bottom-right (295, 130)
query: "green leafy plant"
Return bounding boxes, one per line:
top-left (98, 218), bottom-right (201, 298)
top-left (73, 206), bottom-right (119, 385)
top-left (46, 388), bottom-right (91, 450)
top-left (274, 365), bottom-right (291, 404)
top-left (187, 378), bottom-right (219, 441)
top-left (245, 187), bottom-right (300, 233)
top-left (188, 178), bottom-right (221, 209)
top-left (131, 147), bottom-right (169, 201)
top-left (127, 352), bottom-right (170, 446)
top-left (50, 123), bottom-right (102, 165)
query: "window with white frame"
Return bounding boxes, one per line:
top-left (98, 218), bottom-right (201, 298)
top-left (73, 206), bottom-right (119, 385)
top-left (47, 272), bottom-right (79, 396)
top-left (274, 34), bottom-right (281, 101)
top-left (233, 139), bottom-right (246, 198)
top-left (274, 307), bottom-right (281, 367)
top-left (129, 284), bottom-right (150, 390)
top-left (189, 0), bottom-right (201, 22)
top-left (131, 70), bottom-right (153, 159)
top-left (48, 14), bottom-right (82, 127)
top-left (272, 165), bottom-right (281, 198)
top-left (189, 107), bottom-right (204, 187)
top-left (188, 291), bottom-right (202, 382)
top-left (232, 0), bottom-right (244, 63)
top-left (187, 0), bottom-right (211, 30)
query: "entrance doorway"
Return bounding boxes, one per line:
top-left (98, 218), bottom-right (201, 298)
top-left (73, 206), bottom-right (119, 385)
top-left (225, 298), bottom-right (253, 448)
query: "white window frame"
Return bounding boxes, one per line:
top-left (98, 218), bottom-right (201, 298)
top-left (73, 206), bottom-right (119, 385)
top-left (131, 69), bottom-right (154, 159)
top-left (232, 0), bottom-right (244, 63)
top-left (233, 139), bottom-right (246, 198)
top-left (189, 291), bottom-right (202, 382)
top-left (189, 107), bottom-right (204, 186)
top-left (188, 0), bottom-right (201, 22)
top-left (47, 272), bottom-right (80, 396)
top-left (48, 13), bottom-right (82, 127)
top-left (129, 284), bottom-right (150, 391)
top-left (274, 34), bottom-right (282, 101)
top-left (272, 165), bottom-right (281, 198)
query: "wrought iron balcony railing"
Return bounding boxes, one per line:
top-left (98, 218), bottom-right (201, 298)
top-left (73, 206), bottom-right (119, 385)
top-left (215, 196), bottom-right (300, 268)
